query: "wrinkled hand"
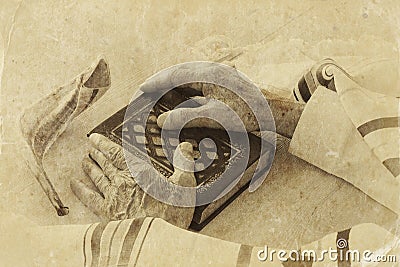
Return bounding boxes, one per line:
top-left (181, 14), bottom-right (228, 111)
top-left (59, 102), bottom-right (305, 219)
top-left (71, 133), bottom-right (196, 229)
top-left (139, 63), bottom-right (266, 132)
top-left (139, 62), bottom-right (304, 137)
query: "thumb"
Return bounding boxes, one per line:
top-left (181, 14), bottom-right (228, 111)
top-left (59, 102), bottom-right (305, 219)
top-left (169, 142), bottom-right (196, 188)
top-left (157, 101), bottom-right (226, 130)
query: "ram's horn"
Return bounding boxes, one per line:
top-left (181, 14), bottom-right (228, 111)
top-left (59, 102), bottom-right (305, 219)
top-left (20, 56), bottom-right (111, 216)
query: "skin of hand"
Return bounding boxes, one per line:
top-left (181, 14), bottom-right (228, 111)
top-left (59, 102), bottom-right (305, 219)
top-left (139, 63), bottom-right (305, 138)
top-left (70, 133), bottom-right (196, 229)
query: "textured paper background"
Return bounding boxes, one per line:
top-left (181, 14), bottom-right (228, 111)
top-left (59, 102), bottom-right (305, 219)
top-left (1, 0), bottom-right (399, 264)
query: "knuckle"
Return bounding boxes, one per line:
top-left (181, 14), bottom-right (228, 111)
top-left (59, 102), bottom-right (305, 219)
top-left (97, 138), bottom-right (105, 149)
top-left (104, 164), bottom-right (116, 176)
top-left (116, 158), bottom-right (127, 169)
top-left (116, 180), bottom-right (126, 191)
top-left (81, 159), bottom-right (90, 173)
top-left (88, 193), bottom-right (100, 205)
top-left (91, 148), bottom-right (100, 158)
top-left (98, 157), bottom-right (108, 168)
top-left (108, 146), bottom-right (123, 162)
top-left (100, 185), bottom-right (110, 197)
top-left (114, 176), bottom-right (134, 191)
top-left (94, 173), bottom-right (105, 184)
top-left (121, 169), bottom-right (133, 178)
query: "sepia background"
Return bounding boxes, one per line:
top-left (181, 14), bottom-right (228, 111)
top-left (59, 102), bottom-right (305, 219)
top-left (1, 0), bottom-right (399, 251)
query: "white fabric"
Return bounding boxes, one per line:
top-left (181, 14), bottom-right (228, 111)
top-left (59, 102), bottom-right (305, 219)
top-left (289, 87), bottom-right (400, 214)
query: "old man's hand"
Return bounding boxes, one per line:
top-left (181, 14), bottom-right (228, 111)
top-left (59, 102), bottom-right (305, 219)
top-left (71, 133), bottom-right (196, 229)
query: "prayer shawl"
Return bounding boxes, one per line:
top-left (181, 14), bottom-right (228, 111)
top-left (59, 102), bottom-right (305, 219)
top-left (24, 217), bottom-right (399, 266)
top-left (290, 66), bottom-right (400, 215)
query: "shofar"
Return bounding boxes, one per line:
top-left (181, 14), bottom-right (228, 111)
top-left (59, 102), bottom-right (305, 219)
top-left (20, 57), bottom-right (111, 216)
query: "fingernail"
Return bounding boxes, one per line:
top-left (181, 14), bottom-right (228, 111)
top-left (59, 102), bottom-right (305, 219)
top-left (157, 112), bottom-right (169, 128)
top-left (89, 133), bottom-right (101, 144)
top-left (81, 158), bottom-right (90, 172)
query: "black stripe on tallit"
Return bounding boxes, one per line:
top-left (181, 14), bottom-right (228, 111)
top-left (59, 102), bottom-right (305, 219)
top-left (236, 244), bottom-right (253, 267)
top-left (117, 217), bottom-right (146, 266)
top-left (304, 71), bottom-right (318, 94)
top-left (131, 218), bottom-right (155, 267)
top-left (293, 90), bottom-right (300, 101)
top-left (383, 158), bottom-right (400, 177)
top-left (83, 223), bottom-right (96, 267)
top-left (90, 222), bottom-right (109, 267)
top-left (357, 117), bottom-right (399, 137)
top-left (337, 229), bottom-right (351, 267)
top-left (103, 220), bottom-right (123, 267)
top-left (297, 75), bottom-right (312, 103)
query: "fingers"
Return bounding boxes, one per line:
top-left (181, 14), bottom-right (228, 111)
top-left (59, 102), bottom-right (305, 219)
top-left (138, 65), bottom-right (206, 93)
top-left (82, 157), bottom-right (110, 194)
top-left (170, 142), bottom-right (196, 187)
top-left (89, 148), bottom-right (119, 179)
top-left (139, 67), bottom-right (176, 93)
top-left (138, 62), bottom-right (234, 93)
top-left (88, 133), bottom-right (127, 170)
top-left (70, 179), bottom-right (105, 216)
top-left (157, 101), bottom-right (225, 130)
top-left (157, 99), bottom-right (249, 131)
